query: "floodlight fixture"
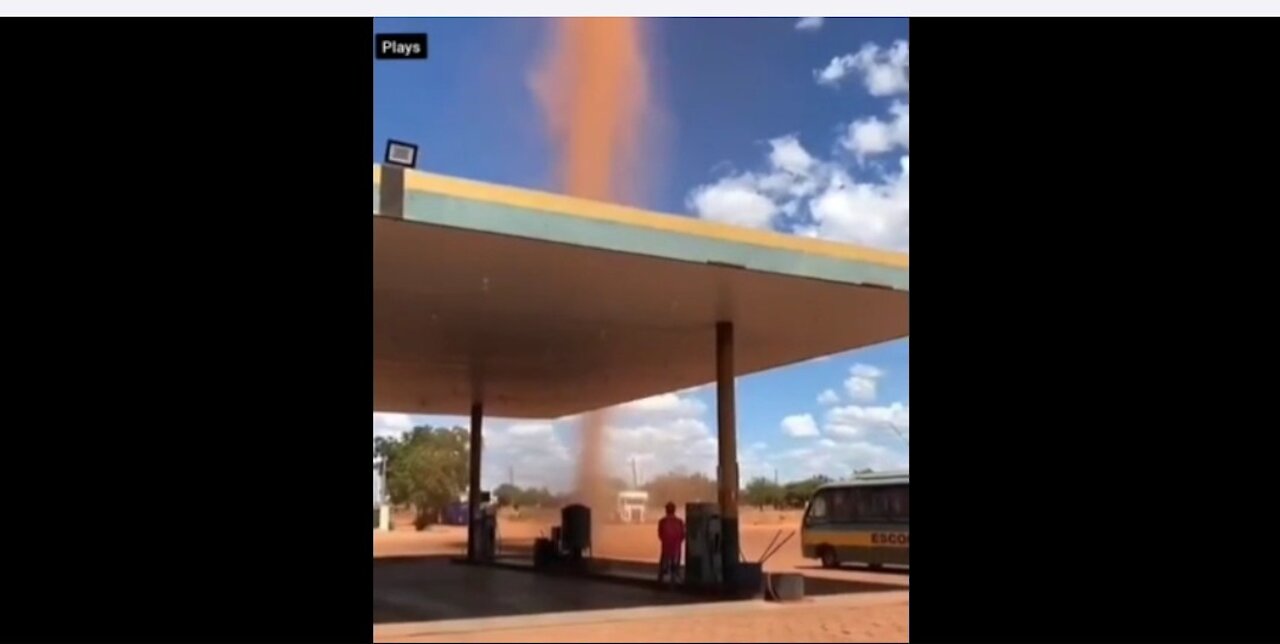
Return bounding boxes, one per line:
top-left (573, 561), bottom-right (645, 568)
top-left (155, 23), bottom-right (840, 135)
top-left (385, 139), bottom-right (419, 168)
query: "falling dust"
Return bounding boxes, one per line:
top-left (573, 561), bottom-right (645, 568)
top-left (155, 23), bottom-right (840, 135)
top-left (529, 18), bottom-right (654, 522)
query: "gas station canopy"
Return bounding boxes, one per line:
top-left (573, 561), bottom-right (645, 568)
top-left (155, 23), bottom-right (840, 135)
top-left (373, 165), bottom-right (909, 419)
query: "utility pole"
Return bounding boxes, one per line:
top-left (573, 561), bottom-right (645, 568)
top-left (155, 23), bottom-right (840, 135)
top-left (508, 464), bottom-right (515, 488)
top-left (631, 457), bottom-right (639, 489)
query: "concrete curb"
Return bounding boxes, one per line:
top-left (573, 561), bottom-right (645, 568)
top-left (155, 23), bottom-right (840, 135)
top-left (373, 589), bottom-right (909, 640)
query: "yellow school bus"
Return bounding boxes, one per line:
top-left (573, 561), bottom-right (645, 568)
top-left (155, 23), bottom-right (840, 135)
top-left (801, 471), bottom-right (909, 569)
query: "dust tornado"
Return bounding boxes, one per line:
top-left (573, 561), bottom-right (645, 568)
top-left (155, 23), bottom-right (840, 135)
top-left (530, 18), bottom-right (655, 512)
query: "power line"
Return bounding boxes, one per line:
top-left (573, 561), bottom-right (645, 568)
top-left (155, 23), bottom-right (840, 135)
top-left (886, 422), bottom-right (909, 447)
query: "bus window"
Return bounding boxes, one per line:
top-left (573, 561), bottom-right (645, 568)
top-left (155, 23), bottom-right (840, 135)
top-left (883, 485), bottom-right (909, 523)
top-left (809, 484), bottom-right (908, 526)
top-left (805, 490), bottom-right (830, 525)
top-left (851, 486), bottom-right (904, 522)
top-left (831, 487), bottom-right (857, 523)
top-left (854, 487), bottom-right (884, 521)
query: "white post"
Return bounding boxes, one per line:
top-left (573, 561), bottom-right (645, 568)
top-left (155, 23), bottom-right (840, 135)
top-left (376, 456), bottom-right (391, 532)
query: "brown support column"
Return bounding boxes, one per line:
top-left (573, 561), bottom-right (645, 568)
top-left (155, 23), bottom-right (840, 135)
top-left (716, 321), bottom-right (740, 585)
top-left (377, 165), bottom-right (405, 219)
top-left (467, 401), bottom-right (483, 562)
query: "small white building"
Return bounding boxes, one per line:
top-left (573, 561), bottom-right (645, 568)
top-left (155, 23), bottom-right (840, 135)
top-left (616, 490), bottom-right (649, 523)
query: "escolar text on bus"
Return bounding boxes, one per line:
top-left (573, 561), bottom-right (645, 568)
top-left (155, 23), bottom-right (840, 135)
top-left (871, 532), bottom-right (910, 546)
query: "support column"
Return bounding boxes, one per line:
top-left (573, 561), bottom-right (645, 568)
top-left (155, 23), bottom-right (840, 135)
top-left (467, 401), bottom-right (483, 562)
top-left (377, 165), bottom-right (405, 219)
top-left (716, 321), bottom-right (740, 585)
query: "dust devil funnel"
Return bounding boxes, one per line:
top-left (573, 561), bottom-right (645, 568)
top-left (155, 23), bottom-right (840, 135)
top-left (574, 411), bottom-right (612, 519)
top-left (530, 17), bottom-right (652, 203)
top-left (530, 18), bottom-right (654, 519)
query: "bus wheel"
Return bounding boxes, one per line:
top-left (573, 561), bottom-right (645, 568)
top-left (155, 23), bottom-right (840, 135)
top-left (819, 546), bottom-right (840, 569)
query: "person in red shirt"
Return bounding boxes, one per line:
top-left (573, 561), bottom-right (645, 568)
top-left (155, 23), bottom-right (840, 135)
top-left (657, 502), bottom-right (685, 585)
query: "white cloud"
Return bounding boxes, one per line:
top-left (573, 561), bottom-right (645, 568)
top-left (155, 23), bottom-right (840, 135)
top-left (484, 420), bottom-right (575, 491)
top-left (600, 393), bottom-right (820, 487)
top-left (806, 158), bottom-right (909, 251)
top-left (587, 391), bottom-right (723, 485)
top-left (817, 389), bottom-right (840, 405)
top-left (782, 413), bottom-right (820, 438)
top-left (845, 119), bottom-right (894, 157)
top-left (794, 17), bottom-right (824, 30)
top-left (615, 393), bottom-right (707, 421)
top-left (507, 422), bottom-right (554, 437)
top-left (776, 436), bottom-right (905, 480)
top-left (686, 41), bottom-right (908, 253)
top-left (768, 135), bottom-right (816, 176)
top-left (608, 415), bottom-right (719, 481)
top-left (436, 391), bottom-right (719, 491)
top-left (794, 439), bottom-right (905, 477)
top-left (842, 101), bottom-right (909, 159)
top-left (850, 364), bottom-right (886, 379)
top-left (738, 443), bottom-right (774, 484)
top-left (687, 136), bottom-right (823, 231)
top-left (373, 412), bottom-right (414, 437)
top-left (816, 40), bottom-right (909, 96)
top-left (784, 447), bottom-right (813, 459)
top-left (373, 392), bottom-right (729, 493)
top-left (612, 419), bottom-right (710, 447)
top-left (443, 388), bottom-right (906, 492)
top-left (686, 175), bottom-right (779, 229)
top-left (825, 402), bottom-right (909, 441)
top-left (844, 363), bottom-right (887, 403)
top-left (844, 376), bottom-right (878, 402)
top-left (753, 172), bottom-right (792, 195)
top-left (815, 56), bottom-right (855, 87)
top-left (690, 154), bottom-right (908, 249)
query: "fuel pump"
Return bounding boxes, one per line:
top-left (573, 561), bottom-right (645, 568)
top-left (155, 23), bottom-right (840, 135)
top-left (683, 502), bottom-right (723, 587)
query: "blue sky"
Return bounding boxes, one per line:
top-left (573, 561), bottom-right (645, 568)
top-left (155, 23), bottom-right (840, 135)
top-left (373, 17), bottom-right (909, 490)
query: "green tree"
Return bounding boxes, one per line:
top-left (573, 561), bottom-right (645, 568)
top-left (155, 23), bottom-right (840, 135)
top-left (517, 486), bottom-right (556, 508)
top-left (383, 425), bottom-right (470, 528)
top-left (782, 475), bottom-right (833, 508)
top-left (743, 477), bottom-right (784, 510)
top-left (493, 483), bottom-right (519, 507)
top-left (373, 435), bottom-right (399, 461)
